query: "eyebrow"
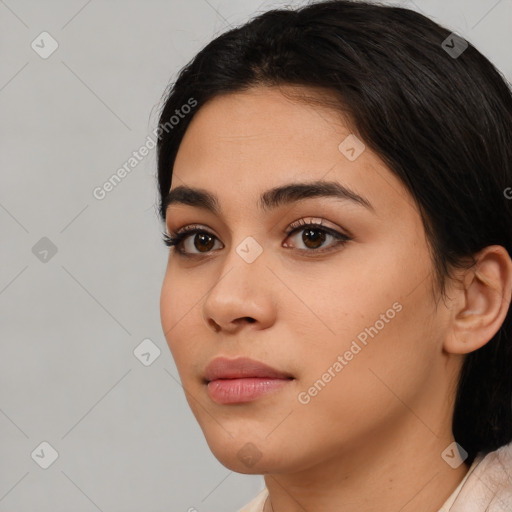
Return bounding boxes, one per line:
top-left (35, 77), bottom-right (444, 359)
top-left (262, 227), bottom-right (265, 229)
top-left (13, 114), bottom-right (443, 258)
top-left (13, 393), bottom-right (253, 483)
top-left (163, 180), bottom-right (375, 217)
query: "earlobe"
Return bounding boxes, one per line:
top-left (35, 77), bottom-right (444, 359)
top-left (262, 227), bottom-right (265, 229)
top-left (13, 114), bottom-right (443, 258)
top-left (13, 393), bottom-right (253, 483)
top-left (444, 245), bottom-right (512, 355)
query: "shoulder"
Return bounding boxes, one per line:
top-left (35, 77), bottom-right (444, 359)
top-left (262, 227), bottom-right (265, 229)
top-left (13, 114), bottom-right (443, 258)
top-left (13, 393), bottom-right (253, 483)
top-left (237, 487), bottom-right (269, 512)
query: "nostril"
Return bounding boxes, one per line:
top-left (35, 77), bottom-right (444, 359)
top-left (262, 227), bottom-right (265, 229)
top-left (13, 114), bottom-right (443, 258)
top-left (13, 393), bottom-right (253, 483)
top-left (234, 317), bottom-right (256, 325)
top-left (208, 319), bottom-right (221, 332)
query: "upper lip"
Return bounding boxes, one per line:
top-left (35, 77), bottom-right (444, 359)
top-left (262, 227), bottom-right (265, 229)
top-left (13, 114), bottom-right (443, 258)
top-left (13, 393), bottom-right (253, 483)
top-left (203, 357), bottom-right (294, 382)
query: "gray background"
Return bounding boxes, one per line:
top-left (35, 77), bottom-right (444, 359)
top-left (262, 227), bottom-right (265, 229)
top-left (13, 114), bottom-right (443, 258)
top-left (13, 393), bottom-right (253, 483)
top-left (0, 0), bottom-right (510, 510)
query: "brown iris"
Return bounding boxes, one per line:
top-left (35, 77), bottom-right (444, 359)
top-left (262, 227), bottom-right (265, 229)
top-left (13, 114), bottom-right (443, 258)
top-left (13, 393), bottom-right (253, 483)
top-left (302, 228), bottom-right (326, 249)
top-left (194, 233), bottom-right (215, 252)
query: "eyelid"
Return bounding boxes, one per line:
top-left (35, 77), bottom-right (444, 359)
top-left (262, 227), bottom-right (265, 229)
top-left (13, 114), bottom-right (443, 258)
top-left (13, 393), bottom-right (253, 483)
top-left (168, 217), bottom-right (345, 238)
top-left (174, 223), bottom-right (210, 236)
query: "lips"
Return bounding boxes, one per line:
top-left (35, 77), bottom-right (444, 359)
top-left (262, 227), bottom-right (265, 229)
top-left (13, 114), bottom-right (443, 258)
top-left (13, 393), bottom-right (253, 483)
top-left (203, 357), bottom-right (294, 405)
top-left (203, 356), bottom-right (293, 382)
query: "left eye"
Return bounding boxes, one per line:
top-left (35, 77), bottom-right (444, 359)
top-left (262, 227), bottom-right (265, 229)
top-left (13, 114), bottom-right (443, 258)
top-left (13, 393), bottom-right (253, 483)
top-left (283, 223), bottom-right (350, 252)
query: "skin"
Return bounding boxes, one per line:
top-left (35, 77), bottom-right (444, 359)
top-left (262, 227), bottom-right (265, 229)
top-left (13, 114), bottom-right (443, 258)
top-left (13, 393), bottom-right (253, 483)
top-left (159, 85), bottom-right (512, 512)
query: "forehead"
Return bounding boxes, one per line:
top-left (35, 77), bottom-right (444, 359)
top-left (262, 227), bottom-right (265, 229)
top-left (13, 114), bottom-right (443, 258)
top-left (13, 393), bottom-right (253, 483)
top-left (176, 86), bottom-right (349, 160)
top-left (170, 86), bottom-right (415, 219)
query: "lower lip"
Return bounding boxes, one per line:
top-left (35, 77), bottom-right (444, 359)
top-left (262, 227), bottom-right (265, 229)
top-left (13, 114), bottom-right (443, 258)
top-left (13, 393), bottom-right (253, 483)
top-left (206, 378), bottom-right (291, 404)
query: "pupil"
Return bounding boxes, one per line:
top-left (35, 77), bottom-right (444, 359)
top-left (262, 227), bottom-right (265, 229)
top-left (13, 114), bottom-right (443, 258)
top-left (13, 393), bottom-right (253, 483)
top-left (195, 233), bottom-right (214, 252)
top-left (303, 228), bottom-right (325, 249)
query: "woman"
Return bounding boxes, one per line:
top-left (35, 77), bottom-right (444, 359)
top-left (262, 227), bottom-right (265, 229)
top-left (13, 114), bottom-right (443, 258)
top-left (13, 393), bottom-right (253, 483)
top-left (156, 1), bottom-right (512, 510)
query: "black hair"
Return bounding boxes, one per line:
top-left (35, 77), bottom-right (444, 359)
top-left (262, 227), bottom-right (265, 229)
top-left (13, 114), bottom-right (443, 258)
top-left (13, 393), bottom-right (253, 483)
top-left (155, 0), bottom-right (512, 466)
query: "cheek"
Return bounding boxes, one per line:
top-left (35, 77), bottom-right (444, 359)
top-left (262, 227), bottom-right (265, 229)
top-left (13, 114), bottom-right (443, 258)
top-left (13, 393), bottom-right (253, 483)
top-left (297, 281), bottom-right (437, 428)
top-left (318, 229), bottom-right (433, 344)
top-left (292, 237), bottom-right (436, 389)
top-left (160, 271), bottom-right (198, 361)
top-left (291, 301), bottom-right (437, 453)
top-left (160, 274), bottom-right (178, 342)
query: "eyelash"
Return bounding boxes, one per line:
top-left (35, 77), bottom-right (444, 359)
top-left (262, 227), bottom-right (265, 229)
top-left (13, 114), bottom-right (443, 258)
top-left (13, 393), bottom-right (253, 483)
top-left (162, 219), bottom-right (351, 258)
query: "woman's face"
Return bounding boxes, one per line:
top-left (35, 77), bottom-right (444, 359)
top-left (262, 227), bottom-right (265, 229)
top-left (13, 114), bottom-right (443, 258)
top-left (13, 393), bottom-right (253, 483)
top-left (160, 86), bottom-right (460, 474)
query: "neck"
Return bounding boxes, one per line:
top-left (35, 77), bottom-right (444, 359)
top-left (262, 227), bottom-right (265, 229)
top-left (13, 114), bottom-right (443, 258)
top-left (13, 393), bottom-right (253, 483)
top-left (262, 419), bottom-right (469, 512)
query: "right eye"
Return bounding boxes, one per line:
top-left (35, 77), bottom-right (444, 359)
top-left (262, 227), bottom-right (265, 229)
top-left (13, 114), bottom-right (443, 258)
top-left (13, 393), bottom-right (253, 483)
top-left (162, 226), bottom-right (224, 256)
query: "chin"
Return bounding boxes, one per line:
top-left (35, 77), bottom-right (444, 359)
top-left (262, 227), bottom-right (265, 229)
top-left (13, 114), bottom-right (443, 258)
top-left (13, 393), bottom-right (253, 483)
top-left (204, 430), bottom-right (300, 475)
top-left (200, 427), bottom-right (265, 469)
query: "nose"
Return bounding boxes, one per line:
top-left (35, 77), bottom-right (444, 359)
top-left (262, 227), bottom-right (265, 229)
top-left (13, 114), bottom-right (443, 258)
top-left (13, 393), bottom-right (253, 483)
top-left (202, 247), bottom-right (277, 334)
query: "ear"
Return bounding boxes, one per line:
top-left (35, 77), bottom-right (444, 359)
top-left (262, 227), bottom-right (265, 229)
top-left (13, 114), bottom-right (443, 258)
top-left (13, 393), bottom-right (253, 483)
top-left (444, 245), bottom-right (512, 355)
